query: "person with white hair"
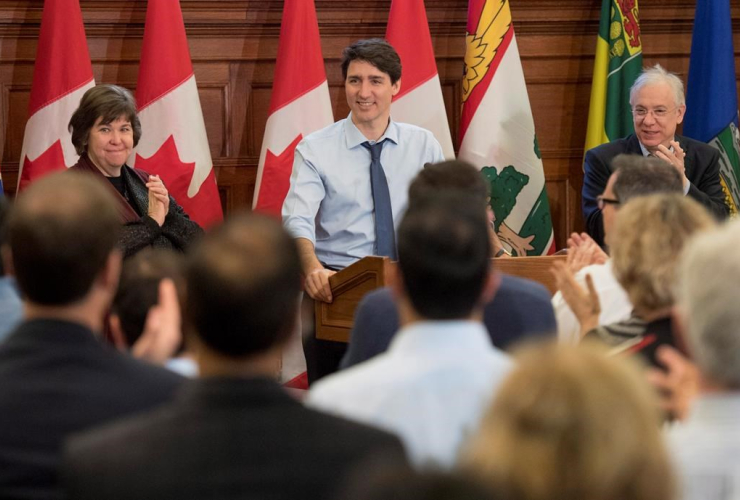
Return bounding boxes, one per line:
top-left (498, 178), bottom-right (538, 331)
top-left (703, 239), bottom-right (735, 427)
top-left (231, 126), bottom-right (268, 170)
top-left (582, 64), bottom-right (728, 247)
top-left (666, 219), bottom-right (740, 500)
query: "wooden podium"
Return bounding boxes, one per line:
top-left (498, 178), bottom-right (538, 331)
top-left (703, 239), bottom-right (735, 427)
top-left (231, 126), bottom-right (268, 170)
top-left (314, 256), bottom-right (394, 342)
top-left (313, 254), bottom-right (566, 344)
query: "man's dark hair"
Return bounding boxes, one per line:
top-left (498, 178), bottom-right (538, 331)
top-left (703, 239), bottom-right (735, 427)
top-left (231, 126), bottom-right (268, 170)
top-left (112, 248), bottom-right (185, 347)
top-left (9, 171), bottom-right (120, 305)
top-left (68, 84), bottom-right (142, 155)
top-left (611, 154), bottom-right (684, 203)
top-left (398, 192), bottom-right (491, 320)
top-left (185, 211), bottom-right (301, 357)
top-left (0, 197), bottom-right (11, 276)
top-left (341, 39), bottom-right (402, 85)
top-left (408, 160), bottom-right (489, 209)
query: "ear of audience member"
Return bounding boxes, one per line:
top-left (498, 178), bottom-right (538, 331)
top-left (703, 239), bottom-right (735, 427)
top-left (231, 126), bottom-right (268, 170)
top-left (109, 248), bottom-right (186, 362)
top-left (462, 342), bottom-right (674, 500)
top-left (0, 196), bottom-right (23, 342)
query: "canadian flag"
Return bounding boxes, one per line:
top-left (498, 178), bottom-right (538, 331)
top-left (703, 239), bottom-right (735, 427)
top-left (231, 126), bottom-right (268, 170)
top-left (17, 0), bottom-right (94, 191)
top-left (131, 0), bottom-right (222, 228)
top-left (386, 0), bottom-right (455, 159)
top-left (252, 0), bottom-right (333, 216)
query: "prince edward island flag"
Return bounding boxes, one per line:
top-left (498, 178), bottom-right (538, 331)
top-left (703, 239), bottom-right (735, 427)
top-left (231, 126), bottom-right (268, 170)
top-left (684, 0), bottom-right (740, 217)
top-left (458, 0), bottom-right (554, 256)
top-left (584, 0), bottom-right (642, 151)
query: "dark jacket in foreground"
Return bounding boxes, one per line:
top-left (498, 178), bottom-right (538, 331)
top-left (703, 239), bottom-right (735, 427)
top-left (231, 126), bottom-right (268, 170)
top-left (63, 377), bottom-right (406, 500)
top-left (70, 153), bottom-right (203, 258)
top-left (583, 133), bottom-right (728, 246)
top-left (341, 274), bottom-right (556, 370)
top-left (0, 319), bottom-right (183, 500)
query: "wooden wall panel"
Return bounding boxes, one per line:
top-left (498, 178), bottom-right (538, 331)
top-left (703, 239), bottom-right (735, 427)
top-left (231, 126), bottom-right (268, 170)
top-left (0, 0), bottom-right (739, 250)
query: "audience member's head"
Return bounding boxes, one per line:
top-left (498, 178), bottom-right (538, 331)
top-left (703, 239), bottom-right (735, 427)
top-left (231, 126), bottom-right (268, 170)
top-left (110, 248), bottom-right (185, 349)
top-left (8, 171), bottom-right (120, 306)
top-left (602, 154), bottom-right (684, 245)
top-left (185, 211), bottom-right (301, 361)
top-left (610, 194), bottom-right (714, 316)
top-left (408, 160), bottom-right (488, 209)
top-left (396, 192), bottom-right (493, 320)
top-left (341, 38), bottom-right (402, 85)
top-left (463, 342), bottom-right (673, 500)
top-left (0, 196), bottom-right (11, 276)
top-left (337, 460), bottom-right (502, 500)
top-left (676, 220), bottom-right (740, 389)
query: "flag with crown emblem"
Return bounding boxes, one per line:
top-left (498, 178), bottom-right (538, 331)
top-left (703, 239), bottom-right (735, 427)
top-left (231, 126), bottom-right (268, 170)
top-left (584, 0), bottom-right (643, 152)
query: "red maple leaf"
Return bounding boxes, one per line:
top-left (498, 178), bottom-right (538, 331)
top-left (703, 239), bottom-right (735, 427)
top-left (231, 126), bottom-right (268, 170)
top-left (18, 139), bottom-right (67, 192)
top-left (253, 134), bottom-right (303, 218)
top-left (134, 135), bottom-right (223, 228)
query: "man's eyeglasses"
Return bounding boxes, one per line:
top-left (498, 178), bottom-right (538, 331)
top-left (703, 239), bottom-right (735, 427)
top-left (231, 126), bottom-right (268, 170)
top-left (597, 195), bottom-right (620, 210)
top-left (632, 106), bottom-right (677, 119)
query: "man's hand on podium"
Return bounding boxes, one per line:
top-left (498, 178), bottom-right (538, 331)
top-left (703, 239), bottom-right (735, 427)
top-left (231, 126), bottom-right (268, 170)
top-left (305, 268), bottom-right (337, 303)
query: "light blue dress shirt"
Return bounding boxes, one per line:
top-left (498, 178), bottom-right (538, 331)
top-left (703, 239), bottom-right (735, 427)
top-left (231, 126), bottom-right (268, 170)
top-left (282, 114), bottom-right (444, 269)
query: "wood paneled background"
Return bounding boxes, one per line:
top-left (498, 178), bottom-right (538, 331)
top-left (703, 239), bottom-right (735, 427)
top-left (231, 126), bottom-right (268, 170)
top-left (1, 0), bottom-right (739, 248)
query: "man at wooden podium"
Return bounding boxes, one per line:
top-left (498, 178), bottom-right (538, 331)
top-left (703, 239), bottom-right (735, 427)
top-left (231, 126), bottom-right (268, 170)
top-left (282, 39), bottom-right (444, 382)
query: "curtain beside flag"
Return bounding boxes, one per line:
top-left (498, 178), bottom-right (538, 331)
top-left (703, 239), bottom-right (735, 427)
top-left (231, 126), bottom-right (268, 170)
top-left (252, 0), bottom-right (333, 216)
top-left (386, 0), bottom-right (455, 160)
top-left (457, 0), bottom-right (554, 256)
top-left (132, 0), bottom-right (222, 228)
top-left (17, 0), bottom-right (95, 191)
top-left (684, 0), bottom-right (740, 217)
top-left (584, 0), bottom-right (642, 152)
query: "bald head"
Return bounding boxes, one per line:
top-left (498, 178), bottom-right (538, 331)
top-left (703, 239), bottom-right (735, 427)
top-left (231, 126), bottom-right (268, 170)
top-left (9, 171), bottom-right (120, 305)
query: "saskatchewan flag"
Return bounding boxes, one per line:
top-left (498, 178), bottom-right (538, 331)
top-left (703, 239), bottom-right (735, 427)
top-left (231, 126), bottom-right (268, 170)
top-left (584, 0), bottom-right (643, 152)
top-left (683, 0), bottom-right (740, 217)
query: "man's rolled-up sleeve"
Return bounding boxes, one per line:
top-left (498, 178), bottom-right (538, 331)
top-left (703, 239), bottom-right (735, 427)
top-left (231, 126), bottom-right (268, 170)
top-left (282, 148), bottom-right (325, 244)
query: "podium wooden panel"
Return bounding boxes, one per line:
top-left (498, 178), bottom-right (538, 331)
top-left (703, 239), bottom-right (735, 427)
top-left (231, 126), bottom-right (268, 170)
top-left (494, 254), bottom-right (567, 295)
top-left (314, 254), bottom-right (567, 344)
top-left (315, 256), bottom-right (394, 342)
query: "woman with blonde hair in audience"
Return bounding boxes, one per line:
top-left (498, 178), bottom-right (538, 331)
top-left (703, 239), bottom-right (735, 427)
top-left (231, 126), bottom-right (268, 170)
top-left (553, 193), bottom-right (714, 367)
top-left (462, 342), bottom-right (674, 500)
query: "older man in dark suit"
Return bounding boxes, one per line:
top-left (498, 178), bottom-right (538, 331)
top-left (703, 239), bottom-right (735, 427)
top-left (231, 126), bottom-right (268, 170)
top-left (62, 212), bottom-right (405, 500)
top-left (583, 64), bottom-right (728, 247)
top-left (0, 172), bottom-right (183, 500)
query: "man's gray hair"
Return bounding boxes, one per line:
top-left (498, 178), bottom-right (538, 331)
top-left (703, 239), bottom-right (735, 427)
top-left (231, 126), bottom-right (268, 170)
top-left (629, 64), bottom-right (685, 107)
top-left (611, 154), bottom-right (683, 204)
top-left (677, 220), bottom-right (740, 389)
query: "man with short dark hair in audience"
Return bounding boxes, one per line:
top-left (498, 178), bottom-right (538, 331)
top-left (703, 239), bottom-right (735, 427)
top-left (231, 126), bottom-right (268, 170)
top-left (665, 220), bottom-right (740, 500)
top-left (109, 248), bottom-right (196, 376)
top-left (0, 172), bottom-right (183, 500)
top-left (62, 212), bottom-right (405, 500)
top-left (308, 192), bottom-right (512, 469)
top-left (0, 197), bottom-right (22, 342)
top-left (341, 160), bottom-right (555, 369)
top-left (554, 154), bottom-right (684, 343)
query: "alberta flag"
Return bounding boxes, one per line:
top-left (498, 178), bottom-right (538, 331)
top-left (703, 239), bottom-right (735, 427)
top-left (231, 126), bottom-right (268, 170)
top-left (584, 0), bottom-right (642, 151)
top-left (684, 0), bottom-right (740, 217)
top-left (458, 0), bottom-right (554, 256)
